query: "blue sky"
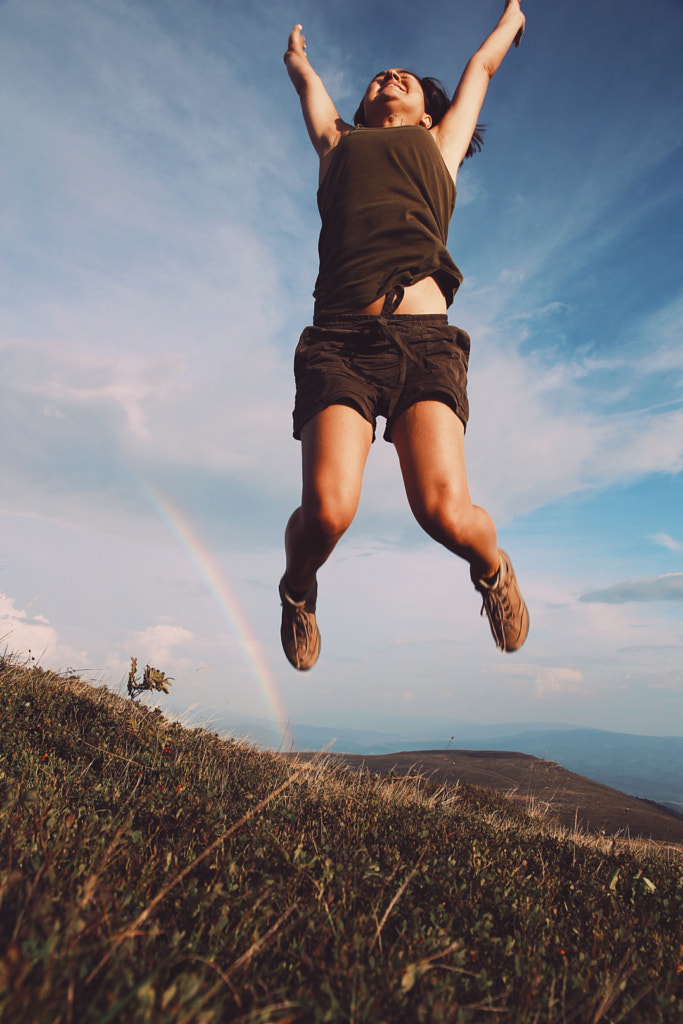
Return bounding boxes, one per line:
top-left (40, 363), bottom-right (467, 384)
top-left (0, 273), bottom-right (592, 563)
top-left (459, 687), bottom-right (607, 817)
top-left (1, 0), bottom-right (682, 741)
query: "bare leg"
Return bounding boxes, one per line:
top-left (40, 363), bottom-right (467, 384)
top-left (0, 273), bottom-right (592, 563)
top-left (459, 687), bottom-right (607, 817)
top-left (391, 400), bottom-right (499, 579)
top-left (284, 404), bottom-right (373, 595)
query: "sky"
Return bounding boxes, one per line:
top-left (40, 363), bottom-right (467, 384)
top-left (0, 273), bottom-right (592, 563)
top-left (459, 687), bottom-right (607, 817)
top-left (1, 0), bottom-right (682, 743)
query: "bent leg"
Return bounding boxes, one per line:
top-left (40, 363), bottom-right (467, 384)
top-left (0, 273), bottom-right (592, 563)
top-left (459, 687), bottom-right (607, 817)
top-left (284, 404), bottom-right (373, 595)
top-left (391, 400), bottom-right (499, 579)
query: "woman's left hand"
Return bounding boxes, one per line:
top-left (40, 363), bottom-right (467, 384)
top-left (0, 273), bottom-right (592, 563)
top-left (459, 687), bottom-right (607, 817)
top-left (505, 0), bottom-right (525, 46)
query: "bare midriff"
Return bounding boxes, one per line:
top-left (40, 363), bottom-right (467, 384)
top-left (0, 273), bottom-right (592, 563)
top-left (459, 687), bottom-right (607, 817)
top-left (352, 275), bottom-right (448, 316)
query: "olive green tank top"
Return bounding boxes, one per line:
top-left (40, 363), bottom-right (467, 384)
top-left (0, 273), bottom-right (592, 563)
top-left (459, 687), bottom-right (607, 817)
top-left (313, 125), bottom-right (462, 315)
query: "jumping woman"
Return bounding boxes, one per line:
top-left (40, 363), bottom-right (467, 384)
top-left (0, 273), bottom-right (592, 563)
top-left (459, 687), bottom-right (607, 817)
top-left (280, 1), bottom-right (529, 670)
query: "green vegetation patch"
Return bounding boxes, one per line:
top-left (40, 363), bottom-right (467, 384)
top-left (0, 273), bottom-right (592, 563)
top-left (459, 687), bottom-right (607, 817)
top-left (1, 654), bottom-right (681, 1023)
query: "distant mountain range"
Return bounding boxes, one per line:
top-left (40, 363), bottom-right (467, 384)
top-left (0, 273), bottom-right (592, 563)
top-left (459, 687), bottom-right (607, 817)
top-left (227, 719), bottom-right (683, 814)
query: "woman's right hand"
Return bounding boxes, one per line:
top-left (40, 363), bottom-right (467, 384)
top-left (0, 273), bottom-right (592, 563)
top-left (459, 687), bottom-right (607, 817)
top-left (283, 23), bottom-right (349, 166)
top-left (284, 24), bottom-right (308, 66)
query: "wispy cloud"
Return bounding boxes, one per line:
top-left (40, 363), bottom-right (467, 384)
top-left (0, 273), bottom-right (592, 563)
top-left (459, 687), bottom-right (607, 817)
top-left (535, 667), bottom-right (585, 700)
top-left (580, 574), bottom-right (683, 604)
top-left (650, 533), bottom-right (682, 552)
top-left (465, 334), bottom-right (683, 523)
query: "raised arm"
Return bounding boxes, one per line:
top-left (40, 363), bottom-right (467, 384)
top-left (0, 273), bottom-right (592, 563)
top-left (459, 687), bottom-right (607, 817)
top-left (432, 0), bottom-right (525, 182)
top-left (284, 25), bottom-right (351, 165)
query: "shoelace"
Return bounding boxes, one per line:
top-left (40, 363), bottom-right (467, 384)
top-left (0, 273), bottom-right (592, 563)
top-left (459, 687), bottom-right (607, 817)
top-left (283, 594), bottom-right (318, 666)
top-left (291, 605), bottom-right (315, 655)
top-left (478, 578), bottom-right (512, 651)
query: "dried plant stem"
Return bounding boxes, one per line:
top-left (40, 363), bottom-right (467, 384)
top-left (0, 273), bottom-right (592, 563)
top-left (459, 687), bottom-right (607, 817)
top-left (372, 848), bottom-right (426, 952)
top-left (86, 766), bottom-right (308, 985)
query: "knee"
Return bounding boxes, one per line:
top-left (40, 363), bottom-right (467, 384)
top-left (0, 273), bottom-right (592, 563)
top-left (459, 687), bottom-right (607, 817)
top-left (411, 484), bottom-right (473, 547)
top-left (303, 491), bottom-right (357, 544)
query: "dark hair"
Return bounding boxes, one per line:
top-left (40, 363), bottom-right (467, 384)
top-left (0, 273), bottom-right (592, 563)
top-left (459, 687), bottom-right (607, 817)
top-left (353, 74), bottom-right (486, 160)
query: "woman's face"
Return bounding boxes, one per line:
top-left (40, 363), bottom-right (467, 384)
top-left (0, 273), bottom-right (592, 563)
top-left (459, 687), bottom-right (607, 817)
top-left (362, 69), bottom-right (431, 127)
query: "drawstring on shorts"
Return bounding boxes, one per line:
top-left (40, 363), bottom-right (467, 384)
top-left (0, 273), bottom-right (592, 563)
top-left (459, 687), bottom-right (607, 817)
top-left (296, 301), bottom-right (468, 442)
top-left (375, 288), bottom-right (436, 422)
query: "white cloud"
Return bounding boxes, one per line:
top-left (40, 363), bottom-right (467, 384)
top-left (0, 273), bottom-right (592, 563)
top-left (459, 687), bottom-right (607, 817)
top-left (464, 332), bottom-right (683, 523)
top-left (643, 294), bottom-right (683, 372)
top-left (649, 533), bottom-right (682, 552)
top-left (580, 574), bottom-right (683, 605)
top-left (0, 330), bottom-right (297, 522)
top-left (0, 593), bottom-right (88, 669)
top-left (128, 622), bottom-right (196, 667)
top-left (535, 667), bottom-right (585, 699)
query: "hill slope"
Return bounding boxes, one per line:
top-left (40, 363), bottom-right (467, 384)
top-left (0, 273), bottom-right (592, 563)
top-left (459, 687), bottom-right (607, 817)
top-left (449, 729), bottom-right (683, 813)
top-left (1, 656), bottom-right (682, 1023)
top-left (231, 719), bottom-right (683, 812)
top-left (299, 749), bottom-right (683, 843)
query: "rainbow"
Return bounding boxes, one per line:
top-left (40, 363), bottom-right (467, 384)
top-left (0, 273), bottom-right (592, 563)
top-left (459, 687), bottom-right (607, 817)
top-left (142, 482), bottom-right (294, 750)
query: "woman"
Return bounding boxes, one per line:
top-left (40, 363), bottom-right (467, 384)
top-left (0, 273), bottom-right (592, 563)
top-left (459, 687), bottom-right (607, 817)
top-left (280, 1), bottom-right (529, 670)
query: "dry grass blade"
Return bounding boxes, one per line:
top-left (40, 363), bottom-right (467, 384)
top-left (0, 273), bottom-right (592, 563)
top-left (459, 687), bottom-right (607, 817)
top-left (229, 1003), bottom-right (301, 1024)
top-left (226, 905), bottom-right (297, 979)
top-left (86, 766), bottom-right (309, 985)
top-left (177, 953), bottom-right (242, 1002)
top-left (589, 950), bottom-right (639, 1022)
top-left (371, 848), bottom-right (426, 952)
top-left (401, 938), bottom-right (477, 993)
top-left (176, 908), bottom-right (299, 1024)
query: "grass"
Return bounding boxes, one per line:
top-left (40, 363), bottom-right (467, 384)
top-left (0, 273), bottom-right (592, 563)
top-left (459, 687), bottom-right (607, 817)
top-left (1, 653), bottom-right (682, 1023)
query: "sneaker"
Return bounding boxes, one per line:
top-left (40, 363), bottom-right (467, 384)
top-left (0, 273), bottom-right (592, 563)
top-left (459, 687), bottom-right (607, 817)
top-left (279, 576), bottom-right (321, 670)
top-left (472, 549), bottom-right (529, 653)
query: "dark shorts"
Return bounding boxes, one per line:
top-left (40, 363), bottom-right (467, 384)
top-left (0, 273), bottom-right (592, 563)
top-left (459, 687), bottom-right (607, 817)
top-left (292, 312), bottom-right (470, 442)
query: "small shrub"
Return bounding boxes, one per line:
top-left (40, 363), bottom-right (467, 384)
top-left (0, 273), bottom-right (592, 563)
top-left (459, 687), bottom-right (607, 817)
top-left (127, 656), bottom-right (173, 700)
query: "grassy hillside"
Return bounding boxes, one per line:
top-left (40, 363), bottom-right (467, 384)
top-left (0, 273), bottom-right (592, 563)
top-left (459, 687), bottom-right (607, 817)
top-left (310, 750), bottom-right (683, 843)
top-left (1, 655), bottom-right (682, 1023)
